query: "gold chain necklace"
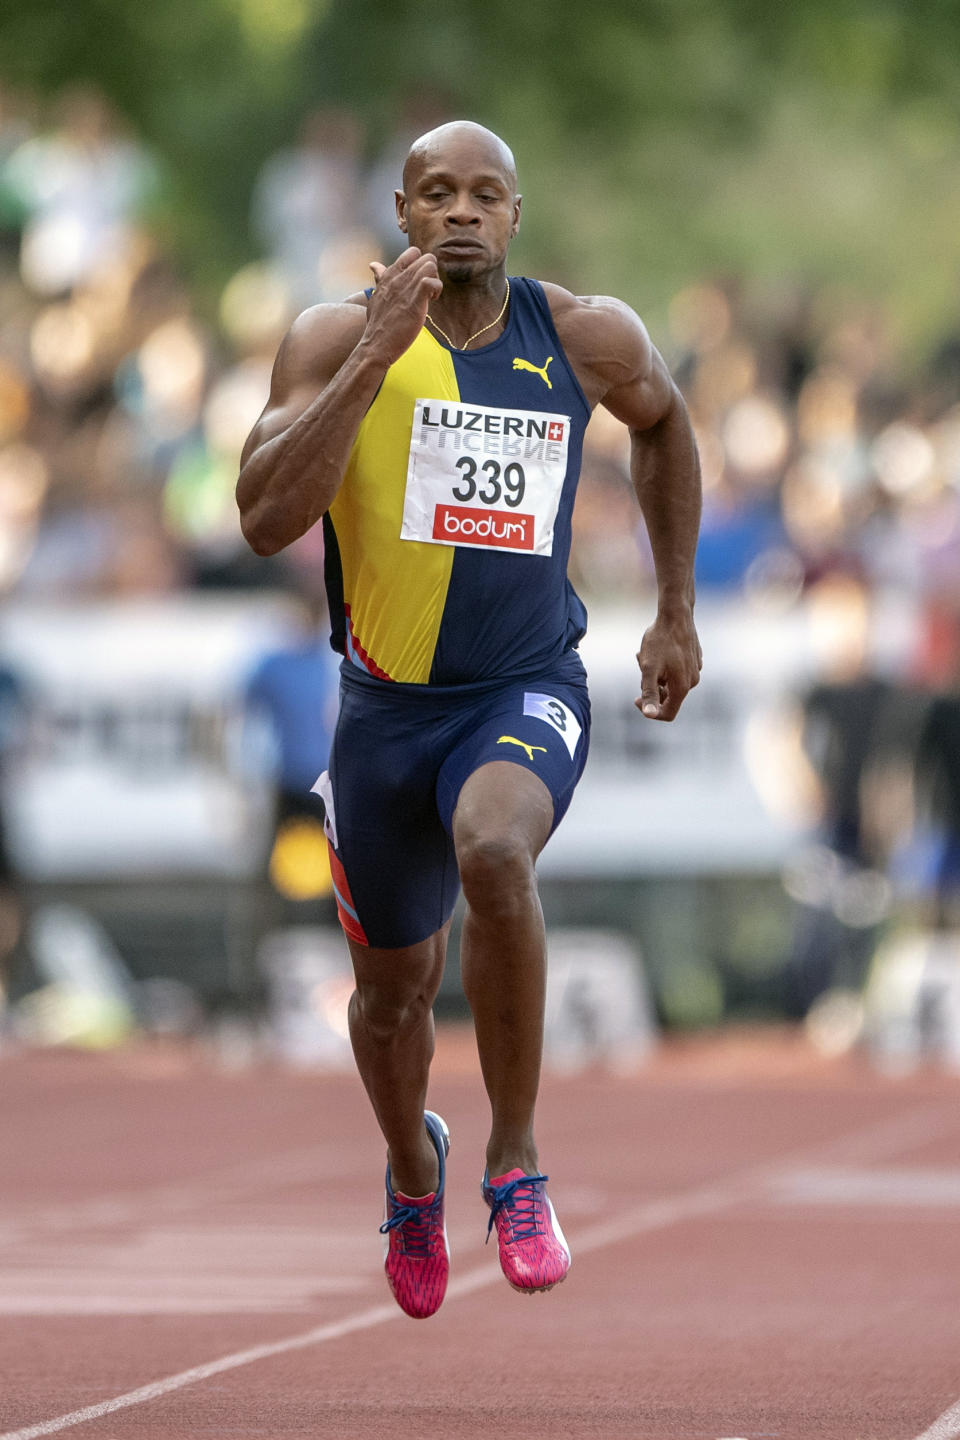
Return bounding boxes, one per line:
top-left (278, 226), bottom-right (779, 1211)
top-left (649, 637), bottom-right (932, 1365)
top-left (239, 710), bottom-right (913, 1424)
top-left (425, 278), bottom-right (510, 350)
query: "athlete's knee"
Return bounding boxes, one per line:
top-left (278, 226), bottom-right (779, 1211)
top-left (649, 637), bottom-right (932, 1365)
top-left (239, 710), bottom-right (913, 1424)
top-left (350, 943), bottom-right (444, 1044)
top-left (457, 828), bottom-right (537, 917)
top-left (351, 978), bottom-right (434, 1044)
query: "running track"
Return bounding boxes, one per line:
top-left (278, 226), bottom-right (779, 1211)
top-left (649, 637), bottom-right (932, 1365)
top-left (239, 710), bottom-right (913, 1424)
top-left (2, 1028), bottom-right (960, 1440)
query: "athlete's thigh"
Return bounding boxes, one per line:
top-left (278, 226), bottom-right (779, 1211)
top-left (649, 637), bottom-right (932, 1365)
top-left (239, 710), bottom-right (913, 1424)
top-left (324, 683), bottom-right (459, 950)
top-left (435, 673), bottom-right (591, 838)
top-left (453, 760), bottom-right (555, 862)
top-left (346, 925), bottom-right (449, 1010)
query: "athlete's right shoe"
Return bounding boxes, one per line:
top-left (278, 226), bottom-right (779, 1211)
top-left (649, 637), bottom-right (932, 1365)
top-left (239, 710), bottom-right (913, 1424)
top-left (379, 1110), bottom-right (450, 1319)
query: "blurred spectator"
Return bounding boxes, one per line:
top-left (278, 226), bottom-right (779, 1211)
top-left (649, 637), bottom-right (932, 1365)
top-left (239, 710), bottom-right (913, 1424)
top-left (251, 107), bottom-right (375, 310)
top-left (801, 575), bottom-right (894, 865)
top-left (244, 592), bottom-right (339, 817)
top-left (914, 643), bottom-right (960, 929)
top-left (3, 84), bottom-right (158, 298)
top-left (0, 656), bottom-right (26, 1011)
top-left (18, 491), bottom-right (183, 598)
top-left (695, 473), bottom-right (788, 590)
top-left (779, 574), bottom-right (915, 1014)
top-left (0, 82), bottom-right (36, 253)
top-left (244, 593), bottom-right (339, 909)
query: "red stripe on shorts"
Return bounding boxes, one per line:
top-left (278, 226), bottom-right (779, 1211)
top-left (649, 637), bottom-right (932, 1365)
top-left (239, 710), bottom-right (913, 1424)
top-left (327, 842), bottom-right (369, 946)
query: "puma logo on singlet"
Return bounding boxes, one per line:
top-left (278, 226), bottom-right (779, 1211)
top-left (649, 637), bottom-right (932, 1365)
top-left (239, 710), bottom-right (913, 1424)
top-left (512, 355), bottom-right (553, 389)
top-left (497, 735), bottom-right (548, 762)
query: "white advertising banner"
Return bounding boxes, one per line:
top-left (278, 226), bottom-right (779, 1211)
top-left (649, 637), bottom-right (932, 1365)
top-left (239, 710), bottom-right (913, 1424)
top-left (0, 591), bottom-right (921, 881)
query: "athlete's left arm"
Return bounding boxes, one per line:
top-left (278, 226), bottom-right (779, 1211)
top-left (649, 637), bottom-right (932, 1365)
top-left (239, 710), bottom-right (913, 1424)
top-left (569, 295), bottom-right (703, 722)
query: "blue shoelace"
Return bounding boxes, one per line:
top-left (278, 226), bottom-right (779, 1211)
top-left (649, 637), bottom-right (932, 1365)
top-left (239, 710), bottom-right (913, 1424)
top-left (485, 1172), bottom-right (549, 1243)
top-left (380, 1197), bottom-right (440, 1258)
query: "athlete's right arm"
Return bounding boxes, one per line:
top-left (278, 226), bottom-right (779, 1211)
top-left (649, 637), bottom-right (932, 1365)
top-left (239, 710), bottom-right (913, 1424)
top-left (236, 247), bottom-right (442, 555)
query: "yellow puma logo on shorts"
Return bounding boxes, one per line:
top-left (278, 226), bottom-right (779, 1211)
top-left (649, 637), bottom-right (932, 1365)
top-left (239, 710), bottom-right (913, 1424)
top-left (497, 735), bottom-right (548, 762)
top-left (512, 355), bottom-right (553, 389)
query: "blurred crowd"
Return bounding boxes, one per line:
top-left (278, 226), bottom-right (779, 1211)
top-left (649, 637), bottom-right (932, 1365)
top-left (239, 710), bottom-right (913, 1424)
top-left (578, 281), bottom-right (960, 661)
top-left (0, 84), bottom-right (447, 600)
top-left (1, 81), bottom-right (960, 1049)
top-left (0, 81), bottom-right (958, 640)
top-left (2, 94), bottom-right (959, 819)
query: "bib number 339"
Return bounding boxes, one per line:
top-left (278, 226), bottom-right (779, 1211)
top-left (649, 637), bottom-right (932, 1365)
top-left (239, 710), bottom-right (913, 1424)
top-left (400, 398), bottom-right (571, 555)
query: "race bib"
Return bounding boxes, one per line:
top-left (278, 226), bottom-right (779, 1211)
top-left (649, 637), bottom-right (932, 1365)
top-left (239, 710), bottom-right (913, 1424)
top-left (523, 692), bottom-right (582, 760)
top-left (400, 398), bottom-right (571, 555)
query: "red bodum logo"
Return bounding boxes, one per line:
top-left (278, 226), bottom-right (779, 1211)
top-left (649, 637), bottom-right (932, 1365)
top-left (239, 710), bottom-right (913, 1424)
top-left (433, 504), bottom-right (535, 550)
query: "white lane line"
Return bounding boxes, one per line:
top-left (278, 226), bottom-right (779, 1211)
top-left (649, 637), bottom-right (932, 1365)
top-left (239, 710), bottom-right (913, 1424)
top-left (913, 1397), bottom-right (960, 1440)
top-left (770, 1166), bottom-right (960, 1207)
top-left (798, 1101), bottom-right (959, 1167)
top-left (0, 1300), bottom-right (405, 1440)
top-left (574, 1098), bottom-right (960, 1256)
top-left (0, 1144), bottom-right (350, 1246)
top-left (0, 1263), bottom-right (501, 1440)
top-left (0, 1098), bottom-right (954, 1440)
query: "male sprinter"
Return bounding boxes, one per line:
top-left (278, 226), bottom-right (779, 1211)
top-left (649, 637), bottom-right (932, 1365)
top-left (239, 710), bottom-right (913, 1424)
top-left (237, 121), bottom-right (702, 1319)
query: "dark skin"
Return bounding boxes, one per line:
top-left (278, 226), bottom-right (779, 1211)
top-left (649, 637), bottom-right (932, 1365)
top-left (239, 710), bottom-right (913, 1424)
top-left (238, 121), bottom-right (702, 1195)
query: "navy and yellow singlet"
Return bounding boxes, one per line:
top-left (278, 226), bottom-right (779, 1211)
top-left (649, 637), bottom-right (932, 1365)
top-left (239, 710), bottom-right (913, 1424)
top-left (322, 277), bottom-right (591, 686)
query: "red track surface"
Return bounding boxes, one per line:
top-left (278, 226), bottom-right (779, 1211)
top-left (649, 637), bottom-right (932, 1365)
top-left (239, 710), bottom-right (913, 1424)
top-left (2, 1027), bottom-right (960, 1440)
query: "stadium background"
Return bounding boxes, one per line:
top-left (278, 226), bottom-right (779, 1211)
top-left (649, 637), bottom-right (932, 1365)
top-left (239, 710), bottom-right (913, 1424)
top-left (0, 0), bottom-right (959, 1056)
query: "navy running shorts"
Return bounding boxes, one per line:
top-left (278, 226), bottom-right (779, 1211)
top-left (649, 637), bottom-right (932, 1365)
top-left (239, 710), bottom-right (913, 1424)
top-left (315, 652), bottom-right (591, 949)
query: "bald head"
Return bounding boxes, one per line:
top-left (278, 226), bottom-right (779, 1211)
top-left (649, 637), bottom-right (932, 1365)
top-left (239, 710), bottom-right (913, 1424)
top-left (402, 121), bottom-right (518, 196)
top-left (396, 120), bottom-right (521, 279)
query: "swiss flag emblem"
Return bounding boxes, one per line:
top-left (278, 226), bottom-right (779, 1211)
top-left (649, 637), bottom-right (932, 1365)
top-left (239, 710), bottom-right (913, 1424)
top-left (548, 421), bottom-right (564, 442)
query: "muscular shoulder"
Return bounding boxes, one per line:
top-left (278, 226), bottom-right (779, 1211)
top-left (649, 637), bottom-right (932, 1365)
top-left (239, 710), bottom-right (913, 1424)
top-left (239, 301), bottom-right (369, 467)
top-left (276, 299), bottom-right (368, 384)
top-left (538, 281), bottom-right (674, 429)
top-left (538, 283), bottom-right (655, 409)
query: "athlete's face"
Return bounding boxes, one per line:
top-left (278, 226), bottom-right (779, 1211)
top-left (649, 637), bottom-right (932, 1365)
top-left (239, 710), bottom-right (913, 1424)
top-left (397, 136), bottom-right (521, 282)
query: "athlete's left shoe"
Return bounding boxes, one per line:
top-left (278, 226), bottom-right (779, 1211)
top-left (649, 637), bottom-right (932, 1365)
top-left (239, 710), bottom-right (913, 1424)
top-left (379, 1111), bottom-right (450, 1319)
top-left (482, 1167), bottom-right (571, 1293)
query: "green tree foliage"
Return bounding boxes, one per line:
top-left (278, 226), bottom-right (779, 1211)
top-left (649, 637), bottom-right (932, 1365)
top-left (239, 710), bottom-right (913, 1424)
top-left (2, 0), bottom-right (959, 347)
